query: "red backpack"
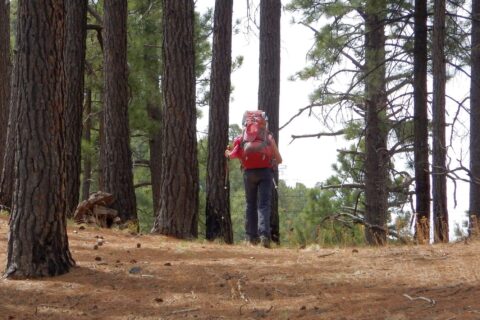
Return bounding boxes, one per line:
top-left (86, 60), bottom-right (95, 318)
top-left (239, 110), bottom-right (273, 169)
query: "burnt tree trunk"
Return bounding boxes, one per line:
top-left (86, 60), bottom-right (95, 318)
top-left (5, 0), bottom-right (75, 278)
top-left (413, 0), bottom-right (430, 243)
top-left (258, 0), bottom-right (281, 244)
top-left (152, 0), bottom-right (198, 238)
top-left (363, 0), bottom-right (389, 245)
top-left (101, 0), bottom-right (137, 222)
top-left (0, 0), bottom-right (10, 174)
top-left (65, 0), bottom-right (88, 217)
top-left (432, 0), bottom-right (449, 242)
top-left (470, 0), bottom-right (480, 236)
top-left (205, 0), bottom-right (233, 244)
top-left (81, 88), bottom-right (93, 201)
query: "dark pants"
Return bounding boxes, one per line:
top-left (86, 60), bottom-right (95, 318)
top-left (243, 168), bottom-right (273, 241)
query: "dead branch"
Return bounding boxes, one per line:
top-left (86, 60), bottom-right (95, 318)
top-left (402, 293), bottom-right (436, 306)
top-left (168, 308), bottom-right (200, 315)
top-left (289, 129), bottom-right (345, 143)
top-left (87, 5), bottom-right (103, 25)
top-left (321, 183), bottom-right (364, 190)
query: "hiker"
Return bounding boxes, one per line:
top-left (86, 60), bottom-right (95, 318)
top-left (225, 110), bottom-right (282, 248)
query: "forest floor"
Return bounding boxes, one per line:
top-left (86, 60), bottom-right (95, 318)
top-left (1, 215), bottom-right (480, 320)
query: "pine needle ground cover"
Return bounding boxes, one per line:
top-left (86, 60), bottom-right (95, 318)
top-left (0, 215), bottom-right (479, 319)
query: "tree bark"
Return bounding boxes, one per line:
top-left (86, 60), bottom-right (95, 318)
top-left (152, 0), bottom-right (198, 238)
top-left (5, 0), bottom-right (75, 278)
top-left (470, 0), bottom-right (480, 236)
top-left (81, 88), bottom-right (92, 201)
top-left (363, 0), bottom-right (389, 245)
top-left (258, 0), bottom-right (281, 244)
top-left (413, 0), bottom-right (430, 243)
top-left (65, 0), bottom-right (88, 217)
top-left (432, 0), bottom-right (449, 242)
top-left (101, 0), bottom-right (137, 222)
top-left (205, 0), bottom-right (234, 244)
top-left (0, 0), bottom-right (10, 174)
top-left (0, 11), bottom-right (17, 210)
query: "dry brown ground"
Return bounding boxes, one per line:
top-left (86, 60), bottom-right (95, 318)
top-left (1, 215), bottom-right (480, 320)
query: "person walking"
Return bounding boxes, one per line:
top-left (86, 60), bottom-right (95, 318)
top-left (225, 111), bottom-right (282, 248)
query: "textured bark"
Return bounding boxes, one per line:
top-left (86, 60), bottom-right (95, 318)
top-left (152, 0), bottom-right (198, 238)
top-left (470, 0), bottom-right (480, 236)
top-left (413, 0), bottom-right (430, 243)
top-left (81, 89), bottom-right (92, 201)
top-left (0, 23), bottom-right (17, 210)
top-left (205, 0), bottom-right (233, 244)
top-left (0, 1), bottom-right (10, 174)
top-left (363, 0), bottom-right (389, 245)
top-left (5, 0), bottom-right (75, 278)
top-left (258, 0), bottom-right (281, 244)
top-left (432, 0), bottom-right (449, 242)
top-left (65, 0), bottom-right (87, 217)
top-left (101, 0), bottom-right (137, 222)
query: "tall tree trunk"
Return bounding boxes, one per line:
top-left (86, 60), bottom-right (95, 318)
top-left (205, 0), bottom-right (234, 244)
top-left (0, 21), bottom-right (17, 210)
top-left (81, 88), bottom-right (93, 201)
top-left (0, 0), bottom-right (10, 174)
top-left (258, 0), bottom-right (281, 244)
top-left (470, 0), bottom-right (480, 236)
top-left (102, 0), bottom-right (137, 222)
top-left (432, 0), bottom-right (449, 242)
top-left (152, 0), bottom-right (198, 238)
top-left (363, 0), bottom-right (389, 245)
top-left (65, 0), bottom-right (87, 217)
top-left (413, 0), bottom-right (430, 243)
top-left (5, 0), bottom-right (75, 278)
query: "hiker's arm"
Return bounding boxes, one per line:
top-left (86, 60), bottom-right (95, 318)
top-left (225, 136), bottom-right (242, 159)
top-left (270, 136), bottom-right (283, 165)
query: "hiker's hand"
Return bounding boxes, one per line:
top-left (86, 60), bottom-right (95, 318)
top-left (225, 147), bottom-right (231, 158)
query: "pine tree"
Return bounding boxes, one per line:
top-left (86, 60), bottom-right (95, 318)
top-left (258, 0), bottom-right (282, 244)
top-left (101, 0), bottom-right (138, 222)
top-left (65, 0), bottom-right (88, 217)
top-left (205, 0), bottom-right (234, 243)
top-left (151, 0), bottom-right (199, 238)
top-left (5, 0), bottom-right (75, 278)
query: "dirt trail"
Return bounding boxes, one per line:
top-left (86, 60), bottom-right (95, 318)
top-left (1, 215), bottom-right (479, 320)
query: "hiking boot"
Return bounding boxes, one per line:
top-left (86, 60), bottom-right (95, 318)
top-left (259, 236), bottom-right (271, 248)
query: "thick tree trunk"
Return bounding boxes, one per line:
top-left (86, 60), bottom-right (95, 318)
top-left (81, 89), bottom-right (93, 201)
top-left (0, 1), bottom-right (10, 174)
top-left (470, 0), bottom-right (480, 237)
top-left (363, 0), bottom-right (389, 245)
top-left (152, 0), bottom-right (198, 238)
top-left (205, 0), bottom-right (233, 244)
top-left (102, 0), bottom-right (137, 222)
top-left (5, 0), bottom-right (75, 278)
top-left (413, 0), bottom-right (430, 243)
top-left (258, 0), bottom-right (281, 244)
top-left (65, 0), bottom-right (88, 217)
top-left (432, 0), bottom-right (449, 242)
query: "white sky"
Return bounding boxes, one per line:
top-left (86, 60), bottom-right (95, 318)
top-left (195, 0), bottom-right (470, 237)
